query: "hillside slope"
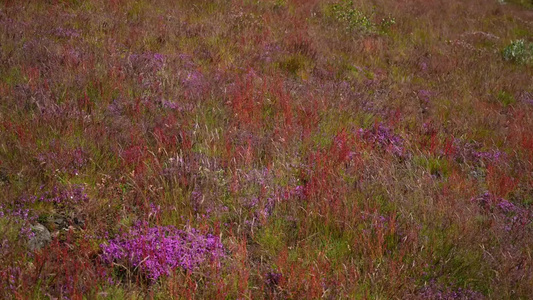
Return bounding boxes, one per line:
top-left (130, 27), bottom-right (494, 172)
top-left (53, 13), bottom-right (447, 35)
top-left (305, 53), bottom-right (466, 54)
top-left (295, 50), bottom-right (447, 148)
top-left (1, 0), bottom-right (532, 298)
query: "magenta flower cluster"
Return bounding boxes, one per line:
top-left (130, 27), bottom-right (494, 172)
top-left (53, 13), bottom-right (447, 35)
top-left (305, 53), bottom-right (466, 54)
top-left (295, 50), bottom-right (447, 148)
top-left (451, 139), bottom-right (505, 164)
top-left (357, 123), bottom-right (406, 157)
top-left (101, 222), bottom-right (224, 281)
top-left (471, 191), bottom-right (532, 232)
top-left (0, 185), bottom-right (89, 240)
top-left (51, 27), bottom-right (80, 39)
top-left (36, 146), bottom-right (89, 175)
top-left (471, 191), bottom-right (517, 213)
top-left (418, 279), bottom-right (485, 299)
top-left (128, 52), bottom-right (165, 72)
top-left (36, 184), bottom-right (89, 207)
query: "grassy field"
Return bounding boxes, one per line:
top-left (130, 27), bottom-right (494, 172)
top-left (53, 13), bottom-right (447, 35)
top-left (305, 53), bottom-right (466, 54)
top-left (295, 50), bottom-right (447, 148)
top-left (1, 0), bottom-right (532, 298)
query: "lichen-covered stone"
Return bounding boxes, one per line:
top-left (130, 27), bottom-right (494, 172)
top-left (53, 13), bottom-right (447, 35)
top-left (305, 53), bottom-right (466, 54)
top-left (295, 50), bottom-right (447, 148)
top-left (28, 223), bottom-right (51, 251)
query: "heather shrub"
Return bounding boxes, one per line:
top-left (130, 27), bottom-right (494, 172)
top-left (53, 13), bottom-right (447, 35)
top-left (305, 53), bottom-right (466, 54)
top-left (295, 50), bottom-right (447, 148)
top-left (101, 222), bottom-right (224, 282)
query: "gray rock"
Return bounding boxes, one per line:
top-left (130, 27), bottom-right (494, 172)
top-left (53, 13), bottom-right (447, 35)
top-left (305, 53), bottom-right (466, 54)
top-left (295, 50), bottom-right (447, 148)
top-left (28, 223), bottom-right (51, 251)
top-left (0, 167), bottom-right (9, 184)
top-left (49, 216), bottom-right (67, 230)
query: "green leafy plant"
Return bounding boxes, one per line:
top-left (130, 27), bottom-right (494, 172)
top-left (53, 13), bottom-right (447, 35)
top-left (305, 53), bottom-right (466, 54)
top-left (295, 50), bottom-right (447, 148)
top-left (496, 90), bottom-right (516, 107)
top-left (502, 0), bottom-right (533, 8)
top-left (330, 0), bottom-right (395, 35)
top-left (502, 39), bottom-right (533, 64)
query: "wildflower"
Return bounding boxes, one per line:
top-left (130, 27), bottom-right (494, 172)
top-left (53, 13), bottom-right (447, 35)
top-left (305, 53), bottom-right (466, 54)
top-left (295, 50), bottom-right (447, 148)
top-left (101, 222), bottom-right (224, 281)
top-left (358, 123), bottom-right (406, 157)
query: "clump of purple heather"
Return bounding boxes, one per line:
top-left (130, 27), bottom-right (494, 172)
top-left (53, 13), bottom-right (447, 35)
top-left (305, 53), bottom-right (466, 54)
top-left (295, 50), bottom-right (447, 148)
top-left (242, 196), bottom-right (276, 228)
top-left (361, 211), bottom-right (389, 228)
top-left (51, 27), bottom-right (80, 39)
top-left (128, 52), bottom-right (165, 72)
top-left (418, 89), bottom-right (433, 113)
top-left (189, 188), bottom-right (229, 220)
top-left (178, 68), bottom-right (211, 100)
top-left (0, 200), bottom-right (38, 242)
top-left (0, 184), bottom-right (89, 238)
top-left (471, 191), bottom-right (532, 232)
top-left (451, 139), bottom-right (506, 165)
top-left (417, 280), bottom-right (485, 299)
top-left (471, 191), bottom-right (517, 214)
top-left (281, 185), bottom-right (305, 201)
top-left (181, 69), bottom-right (206, 90)
top-left (36, 184), bottom-right (90, 208)
top-left (519, 91), bottom-right (533, 105)
top-left (418, 89), bottom-right (433, 103)
top-left (258, 43), bottom-right (283, 63)
top-left (357, 123), bottom-right (406, 157)
top-left (100, 222), bottom-right (224, 282)
top-left (177, 53), bottom-right (195, 69)
top-left (0, 265), bottom-right (22, 296)
top-left (160, 99), bottom-right (182, 110)
top-left (106, 98), bottom-right (125, 116)
top-left (36, 146), bottom-right (89, 175)
top-left (265, 270), bottom-right (282, 290)
top-left (261, 197), bottom-right (276, 219)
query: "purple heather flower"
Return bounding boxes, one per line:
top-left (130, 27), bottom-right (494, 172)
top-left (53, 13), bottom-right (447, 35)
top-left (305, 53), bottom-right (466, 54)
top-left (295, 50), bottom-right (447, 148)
top-left (357, 123), bottom-right (406, 157)
top-left (471, 191), bottom-right (532, 233)
top-left (129, 52), bottom-right (165, 72)
top-left (244, 197), bottom-right (259, 209)
top-left (452, 139), bottom-right (506, 164)
top-left (419, 62), bottom-right (428, 71)
top-left (52, 27), bottom-right (80, 39)
top-left (181, 70), bottom-right (206, 98)
top-left (161, 99), bottom-right (180, 110)
top-left (265, 271), bottom-right (282, 287)
top-left (418, 89), bottom-right (432, 104)
top-left (418, 279), bottom-right (485, 299)
top-left (471, 191), bottom-right (518, 214)
top-left (496, 199), bottom-right (517, 214)
top-left (520, 92), bottom-right (533, 105)
top-left (101, 222), bottom-right (224, 281)
top-left (148, 203), bottom-right (161, 219)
